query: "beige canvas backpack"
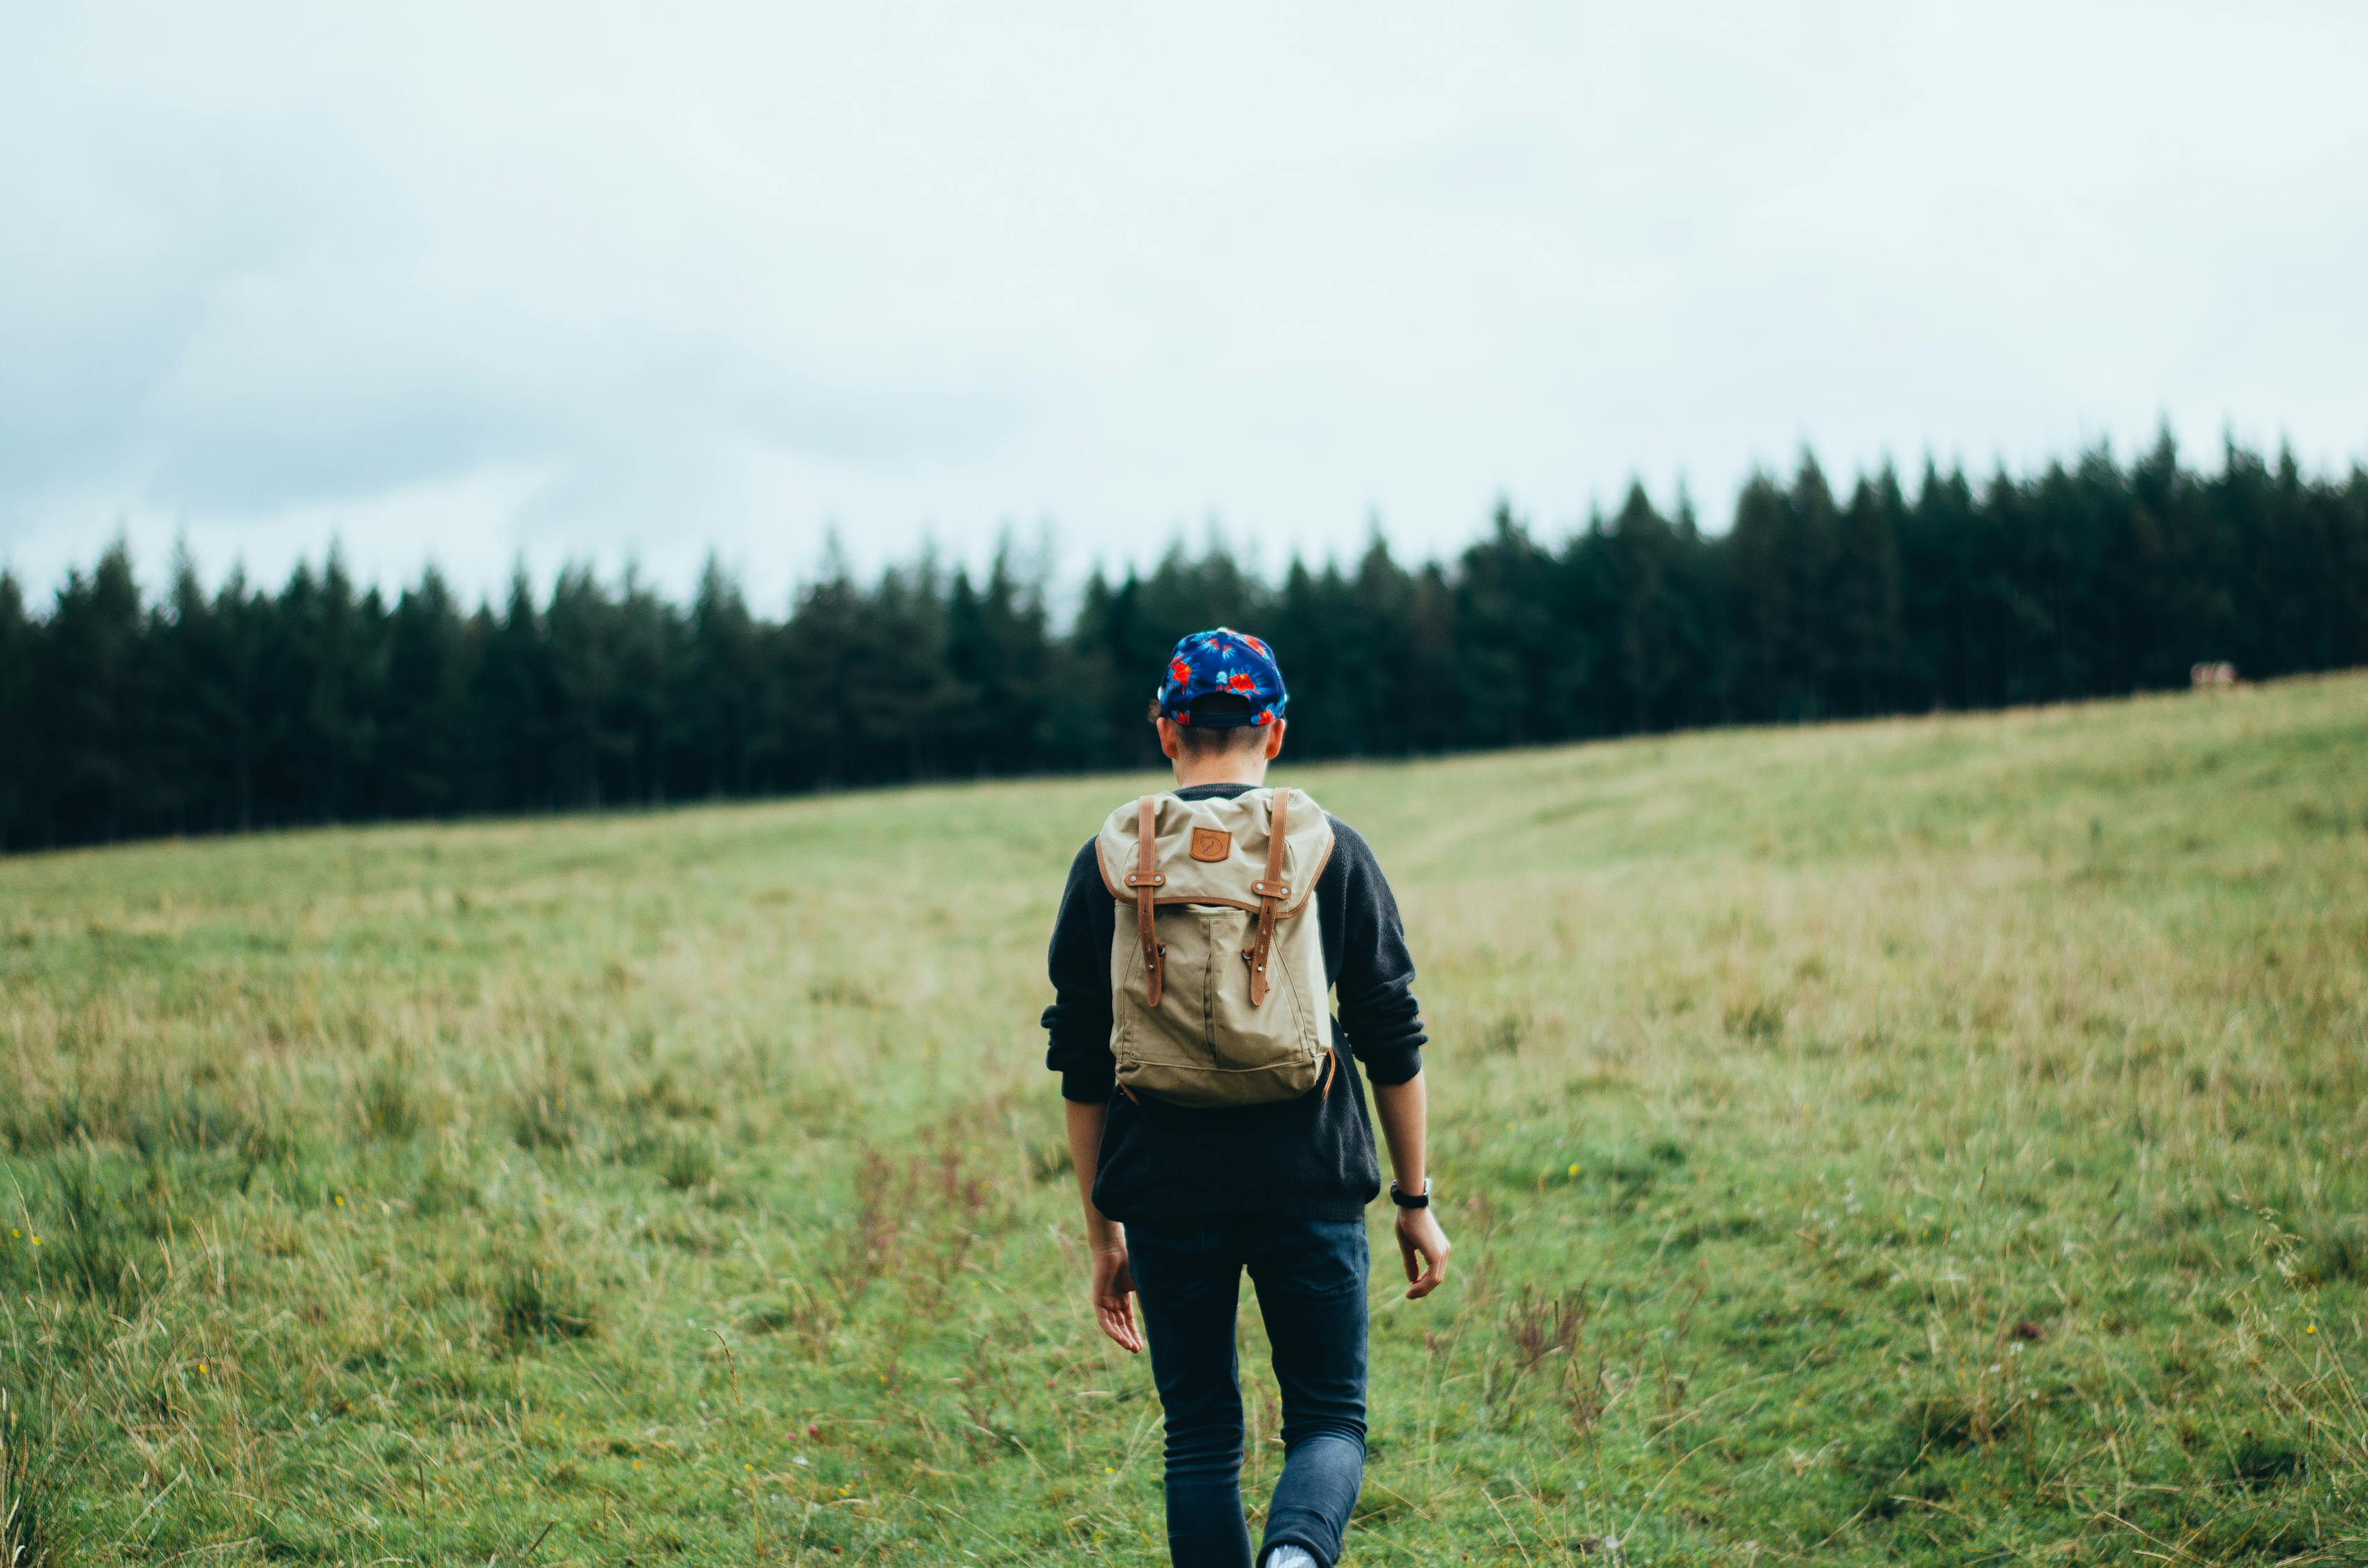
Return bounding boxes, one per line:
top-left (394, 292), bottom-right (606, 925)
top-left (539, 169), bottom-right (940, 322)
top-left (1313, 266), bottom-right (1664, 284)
top-left (1094, 787), bottom-right (1337, 1108)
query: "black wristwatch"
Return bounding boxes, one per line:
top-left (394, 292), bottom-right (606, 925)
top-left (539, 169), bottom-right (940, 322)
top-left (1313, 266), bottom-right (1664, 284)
top-left (1389, 1179), bottom-right (1431, 1210)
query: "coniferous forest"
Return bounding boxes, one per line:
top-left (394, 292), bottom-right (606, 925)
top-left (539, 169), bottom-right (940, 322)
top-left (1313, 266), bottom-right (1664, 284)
top-left (3, 432), bottom-right (2364, 852)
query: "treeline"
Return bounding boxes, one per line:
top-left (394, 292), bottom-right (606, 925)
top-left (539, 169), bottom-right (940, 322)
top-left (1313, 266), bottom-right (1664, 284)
top-left (3, 431), bottom-right (2364, 852)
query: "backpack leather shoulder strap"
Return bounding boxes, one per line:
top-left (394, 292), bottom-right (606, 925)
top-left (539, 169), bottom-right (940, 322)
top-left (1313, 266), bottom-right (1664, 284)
top-left (1124, 794), bottom-right (1166, 1005)
top-left (1244, 789), bottom-right (1292, 1006)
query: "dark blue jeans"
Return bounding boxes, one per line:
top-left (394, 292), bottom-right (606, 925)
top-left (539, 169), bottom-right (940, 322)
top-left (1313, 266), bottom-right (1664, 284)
top-left (1124, 1213), bottom-right (1369, 1568)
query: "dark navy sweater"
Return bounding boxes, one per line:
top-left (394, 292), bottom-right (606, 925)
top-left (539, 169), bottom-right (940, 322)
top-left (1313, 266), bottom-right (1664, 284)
top-left (1040, 782), bottom-right (1427, 1222)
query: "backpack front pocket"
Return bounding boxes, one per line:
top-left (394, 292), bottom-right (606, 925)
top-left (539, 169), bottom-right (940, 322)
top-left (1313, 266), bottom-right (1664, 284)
top-left (1117, 905), bottom-right (1324, 1086)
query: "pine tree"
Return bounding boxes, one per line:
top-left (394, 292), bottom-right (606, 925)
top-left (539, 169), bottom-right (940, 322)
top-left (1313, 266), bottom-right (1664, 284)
top-left (1831, 467), bottom-right (1906, 718)
top-left (475, 566), bottom-right (553, 812)
top-left (778, 545), bottom-right (862, 792)
top-left (149, 544), bottom-right (224, 834)
top-left (944, 540), bottom-right (1054, 777)
top-left (1453, 502), bottom-right (1563, 746)
top-left (383, 567), bottom-right (475, 817)
top-left (1900, 461), bottom-right (1980, 709)
top-left (1067, 567), bottom-right (1164, 771)
top-left (609, 564), bottom-right (678, 806)
top-left (1599, 482), bottom-right (1700, 734)
top-left (1726, 472), bottom-right (1794, 721)
top-left (1347, 530), bottom-right (1429, 751)
top-left (546, 564), bottom-right (625, 809)
top-left (37, 541), bottom-right (149, 842)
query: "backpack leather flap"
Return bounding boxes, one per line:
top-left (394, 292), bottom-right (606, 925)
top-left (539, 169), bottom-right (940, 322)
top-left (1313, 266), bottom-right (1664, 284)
top-left (1094, 788), bottom-right (1334, 918)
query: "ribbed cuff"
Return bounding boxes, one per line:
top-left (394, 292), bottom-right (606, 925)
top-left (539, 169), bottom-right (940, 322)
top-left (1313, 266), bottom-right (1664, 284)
top-left (1060, 1066), bottom-right (1117, 1103)
top-left (1357, 1043), bottom-right (1423, 1087)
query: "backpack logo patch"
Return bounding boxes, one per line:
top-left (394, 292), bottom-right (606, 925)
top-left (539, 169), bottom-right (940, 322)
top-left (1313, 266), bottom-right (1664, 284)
top-left (1189, 828), bottom-right (1232, 862)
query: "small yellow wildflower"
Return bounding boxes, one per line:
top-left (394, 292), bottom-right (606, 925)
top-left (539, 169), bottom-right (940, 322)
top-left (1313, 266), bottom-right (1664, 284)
top-left (2306, 1324), bottom-right (2319, 1335)
top-left (198, 1362), bottom-right (208, 1374)
top-left (334, 1194), bottom-right (345, 1206)
top-left (632, 1459), bottom-right (643, 1469)
top-left (1567, 1163), bottom-right (1580, 1177)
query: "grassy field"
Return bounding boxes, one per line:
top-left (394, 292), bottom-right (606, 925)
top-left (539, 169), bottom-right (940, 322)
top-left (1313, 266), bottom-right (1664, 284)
top-left (3, 675), bottom-right (2365, 1566)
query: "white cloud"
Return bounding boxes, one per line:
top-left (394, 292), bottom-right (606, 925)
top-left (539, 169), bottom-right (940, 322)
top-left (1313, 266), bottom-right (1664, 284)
top-left (3, 0), bottom-right (2364, 607)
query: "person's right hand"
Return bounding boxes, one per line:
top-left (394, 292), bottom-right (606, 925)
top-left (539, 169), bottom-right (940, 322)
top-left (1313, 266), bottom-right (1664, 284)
top-left (1396, 1206), bottom-right (1452, 1299)
top-left (1091, 1243), bottom-right (1143, 1353)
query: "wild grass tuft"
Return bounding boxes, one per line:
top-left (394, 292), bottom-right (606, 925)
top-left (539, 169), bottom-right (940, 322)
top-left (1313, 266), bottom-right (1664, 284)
top-left (43, 1155), bottom-right (166, 1306)
top-left (656, 1134), bottom-right (718, 1193)
top-left (507, 1088), bottom-right (579, 1151)
top-left (0, 1387), bottom-right (54, 1568)
top-left (494, 1261), bottom-right (599, 1345)
top-left (356, 1064), bottom-right (422, 1141)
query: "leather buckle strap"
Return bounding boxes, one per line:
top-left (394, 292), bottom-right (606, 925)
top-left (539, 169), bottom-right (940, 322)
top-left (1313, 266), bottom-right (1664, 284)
top-left (1243, 790), bottom-right (1291, 1006)
top-left (1136, 796), bottom-right (1164, 1006)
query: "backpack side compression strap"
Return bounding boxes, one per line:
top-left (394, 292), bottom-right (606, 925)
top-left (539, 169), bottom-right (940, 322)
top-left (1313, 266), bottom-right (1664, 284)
top-left (1244, 789), bottom-right (1292, 1007)
top-left (1124, 795), bottom-right (1166, 1006)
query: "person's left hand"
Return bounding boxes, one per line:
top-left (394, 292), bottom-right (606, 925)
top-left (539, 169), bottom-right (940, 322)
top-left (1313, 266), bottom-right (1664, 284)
top-left (1091, 1243), bottom-right (1143, 1353)
top-left (1396, 1206), bottom-right (1452, 1300)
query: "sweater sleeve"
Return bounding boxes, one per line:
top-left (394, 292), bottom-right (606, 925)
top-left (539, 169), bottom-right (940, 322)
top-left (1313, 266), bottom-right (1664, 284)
top-left (1327, 817), bottom-right (1427, 1085)
top-left (1041, 838), bottom-right (1117, 1102)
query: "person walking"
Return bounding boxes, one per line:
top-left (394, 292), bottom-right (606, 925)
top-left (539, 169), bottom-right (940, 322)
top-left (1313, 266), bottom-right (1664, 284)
top-left (1041, 628), bottom-right (1451, 1568)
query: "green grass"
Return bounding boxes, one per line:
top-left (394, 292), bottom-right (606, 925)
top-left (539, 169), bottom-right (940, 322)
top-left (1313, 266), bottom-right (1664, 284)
top-left (3, 674), bottom-right (2366, 1565)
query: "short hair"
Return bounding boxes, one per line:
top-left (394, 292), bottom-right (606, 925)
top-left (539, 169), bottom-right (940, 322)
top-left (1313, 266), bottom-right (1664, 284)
top-left (1150, 693), bottom-right (1269, 756)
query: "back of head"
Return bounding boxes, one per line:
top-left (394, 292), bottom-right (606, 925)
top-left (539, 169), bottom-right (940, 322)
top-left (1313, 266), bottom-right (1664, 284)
top-left (1167, 693), bottom-right (1265, 755)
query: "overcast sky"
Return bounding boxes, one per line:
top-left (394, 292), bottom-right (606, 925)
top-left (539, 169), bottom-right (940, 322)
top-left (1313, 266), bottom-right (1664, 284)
top-left (4, 2), bottom-right (2365, 608)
